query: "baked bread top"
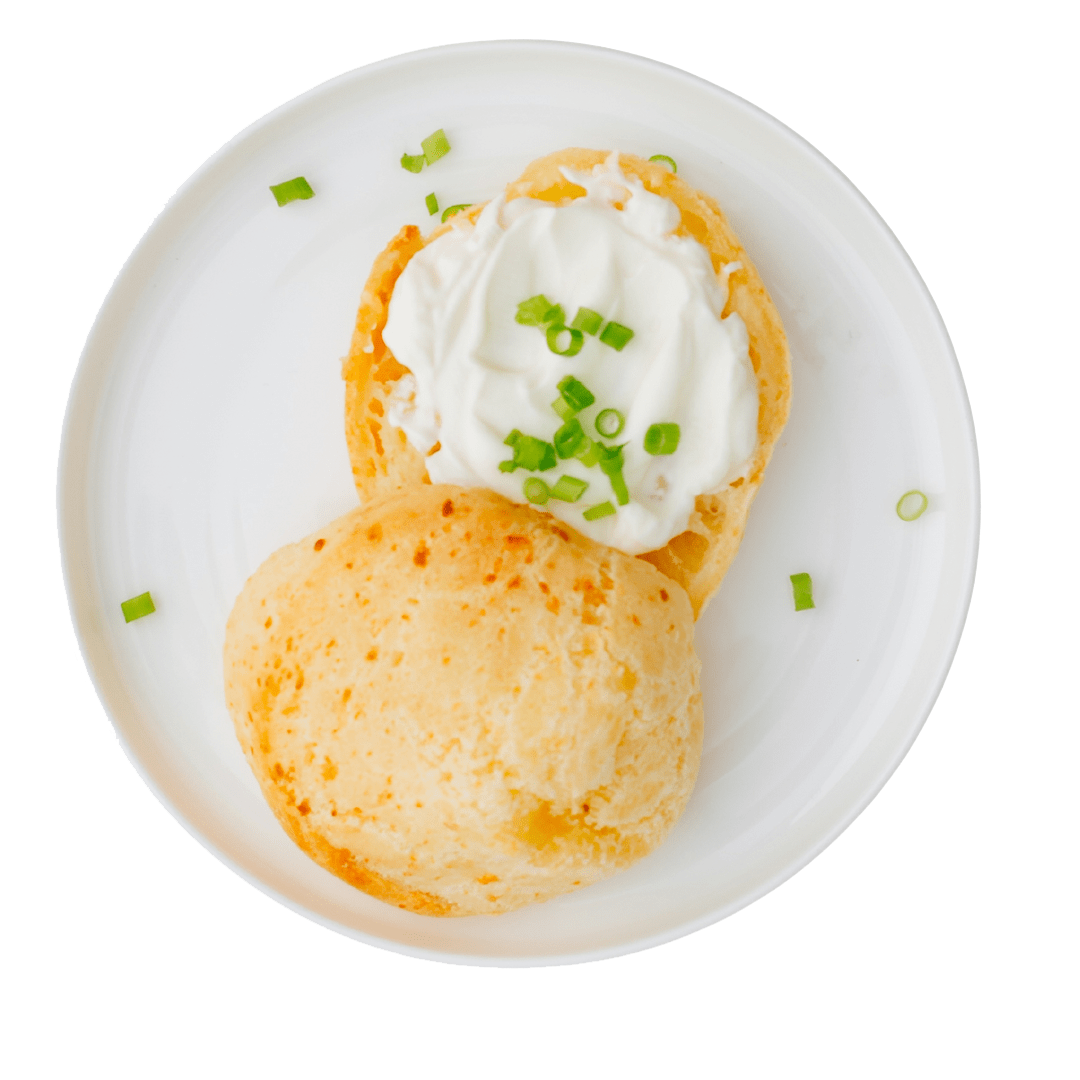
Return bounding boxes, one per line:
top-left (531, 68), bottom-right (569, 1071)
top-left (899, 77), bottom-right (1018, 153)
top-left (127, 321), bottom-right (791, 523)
top-left (343, 149), bottom-right (791, 617)
top-left (224, 484), bottom-right (702, 915)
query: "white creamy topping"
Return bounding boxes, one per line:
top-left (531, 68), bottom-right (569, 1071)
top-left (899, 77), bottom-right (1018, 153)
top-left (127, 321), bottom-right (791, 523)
top-left (382, 155), bottom-right (758, 555)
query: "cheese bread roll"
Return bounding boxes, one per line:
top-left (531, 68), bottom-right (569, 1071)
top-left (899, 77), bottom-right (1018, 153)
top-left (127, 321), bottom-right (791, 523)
top-left (343, 149), bottom-right (791, 617)
top-left (224, 485), bottom-right (702, 916)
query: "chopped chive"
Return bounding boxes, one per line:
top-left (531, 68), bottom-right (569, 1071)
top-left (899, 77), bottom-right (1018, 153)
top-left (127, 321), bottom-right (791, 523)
top-left (644, 422), bottom-right (680, 455)
top-left (648, 154), bottom-right (678, 173)
top-left (575, 437), bottom-right (600, 467)
top-left (553, 417), bottom-right (588, 459)
top-left (595, 408), bottom-right (625, 438)
top-left (552, 396), bottom-right (573, 421)
top-left (504, 430), bottom-right (556, 471)
top-left (546, 324), bottom-right (584, 357)
top-left (550, 475), bottom-right (588, 502)
top-left (595, 442), bottom-right (625, 471)
top-left (896, 490), bottom-right (929, 521)
top-left (790, 572), bottom-right (815, 611)
top-left (400, 152), bottom-right (426, 174)
top-left (441, 203), bottom-right (471, 223)
top-left (121, 591), bottom-right (156, 623)
top-left (596, 443), bottom-right (630, 505)
top-left (425, 192), bottom-right (439, 215)
top-left (516, 295), bottom-right (561, 327)
top-left (499, 460), bottom-right (516, 472)
top-left (570, 307), bottom-right (603, 335)
top-left (523, 477), bottom-right (550, 505)
top-left (269, 177), bottom-right (314, 206)
top-left (583, 501), bottom-right (616, 521)
top-left (599, 321), bottom-right (634, 351)
top-left (422, 128), bottom-right (451, 165)
top-left (556, 375), bottom-right (595, 414)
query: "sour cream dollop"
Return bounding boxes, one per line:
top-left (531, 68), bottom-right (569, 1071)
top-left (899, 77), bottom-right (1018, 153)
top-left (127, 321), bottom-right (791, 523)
top-left (381, 155), bottom-right (758, 555)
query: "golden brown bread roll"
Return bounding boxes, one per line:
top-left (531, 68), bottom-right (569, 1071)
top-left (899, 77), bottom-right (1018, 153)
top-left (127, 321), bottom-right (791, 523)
top-left (342, 149), bottom-right (791, 617)
top-left (224, 485), bottom-right (703, 916)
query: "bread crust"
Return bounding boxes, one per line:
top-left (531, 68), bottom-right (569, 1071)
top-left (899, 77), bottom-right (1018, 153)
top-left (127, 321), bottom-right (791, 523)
top-left (225, 485), bottom-right (702, 915)
top-left (343, 149), bottom-right (791, 617)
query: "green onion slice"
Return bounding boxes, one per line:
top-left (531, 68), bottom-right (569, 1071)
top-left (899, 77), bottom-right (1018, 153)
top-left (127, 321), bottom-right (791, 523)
top-left (425, 192), bottom-right (439, 215)
top-left (550, 475), bottom-right (588, 502)
top-left (441, 203), bottom-right (471, 223)
top-left (643, 422), bottom-right (680, 455)
top-left (121, 591), bottom-right (156, 623)
top-left (400, 153), bottom-right (425, 174)
top-left (546, 324), bottom-right (584, 357)
top-left (648, 154), bottom-right (678, 173)
top-left (575, 437), bottom-right (600, 468)
top-left (790, 572), bottom-right (815, 611)
top-left (422, 128), bottom-right (451, 165)
top-left (583, 501), bottom-right (616, 521)
top-left (551, 396), bottom-right (573, 421)
top-left (523, 477), bottom-right (550, 505)
top-left (504, 429), bottom-right (556, 471)
top-left (556, 375), bottom-right (595, 414)
top-left (599, 321), bottom-right (634, 351)
top-left (595, 443), bottom-right (630, 505)
top-left (595, 442), bottom-right (625, 471)
top-left (896, 490), bottom-right (929, 521)
top-left (553, 417), bottom-right (588, 460)
top-left (498, 460), bottom-right (516, 472)
top-left (595, 408), bottom-right (625, 438)
top-left (269, 177), bottom-right (314, 206)
top-left (570, 307), bottom-right (603, 335)
top-left (516, 295), bottom-right (561, 327)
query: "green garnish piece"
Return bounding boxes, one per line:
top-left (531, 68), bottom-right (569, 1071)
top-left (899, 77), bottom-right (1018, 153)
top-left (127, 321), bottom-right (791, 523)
top-left (546, 324), bottom-right (584, 357)
top-left (575, 437), bottom-right (600, 467)
top-left (595, 408), bottom-right (625, 438)
top-left (516, 295), bottom-right (561, 327)
top-left (595, 443), bottom-right (630, 505)
top-left (649, 154), bottom-right (678, 173)
top-left (498, 460), bottom-right (516, 472)
top-left (422, 128), bottom-right (451, 165)
top-left (400, 153), bottom-right (426, 174)
top-left (553, 417), bottom-right (588, 460)
top-left (552, 396), bottom-right (573, 421)
top-left (503, 429), bottom-right (556, 471)
top-left (570, 307), bottom-right (603, 335)
top-left (790, 572), bottom-right (815, 611)
top-left (121, 591), bottom-right (156, 623)
top-left (643, 422), bottom-right (680, 455)
top-left (523, 477), bottom-right (550, 505)
top-left (583, 501), bottom-right (616, 521)
top-left (608, 472), bottom-right (629, 506)
top-left (441, 203), bottom-right (471, 223)
top-left (556, 375), bottom-right (595, 414)
top-left (595, 442), bottom-right (624, 469)
top-left (550, 475), bottom-right (589, 502)
top-left (599, 321), bottom-right (634, 351)
top-left (425, 192), bottom-right (439, 215)
top-left (269, 177), bottom-right (314, 206)
top-left (896, 490), bottom-right (929, 521)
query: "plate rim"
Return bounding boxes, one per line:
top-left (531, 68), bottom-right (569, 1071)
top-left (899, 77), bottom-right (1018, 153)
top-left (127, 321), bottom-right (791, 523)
top-left (58, 38), bottom-right (980, 967)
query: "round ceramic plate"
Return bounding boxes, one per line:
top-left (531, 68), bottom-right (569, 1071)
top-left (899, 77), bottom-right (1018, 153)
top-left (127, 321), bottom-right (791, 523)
top-left (59, 41), bottom-right (978, 965)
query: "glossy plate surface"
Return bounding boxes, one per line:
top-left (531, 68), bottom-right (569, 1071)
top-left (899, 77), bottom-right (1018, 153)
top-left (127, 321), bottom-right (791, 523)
top-left (59, 41), bottom-right (978, 965)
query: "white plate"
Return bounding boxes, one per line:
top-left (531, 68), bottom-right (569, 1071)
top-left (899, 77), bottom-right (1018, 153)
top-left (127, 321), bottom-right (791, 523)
top-left (59, 41), bottom-right (978, 966)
